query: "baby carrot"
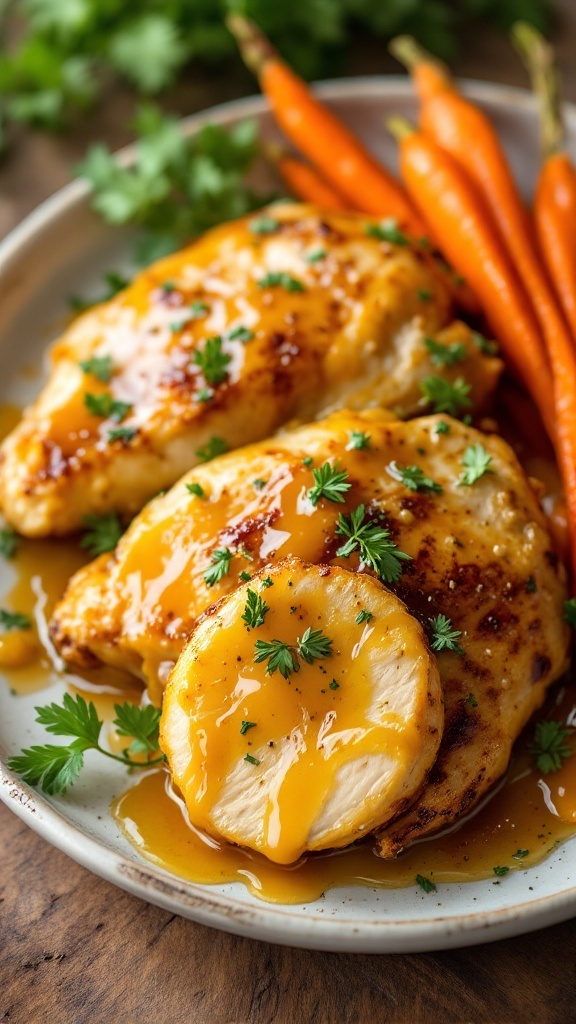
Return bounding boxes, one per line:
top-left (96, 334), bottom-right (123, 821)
top-left (227, 14), bottom-right (423, 232)
top-left (265, 145), bottom-right (350, 210)
top-left (389, 118), bottom-right (555, 437)
top-left (513, 23), bottom-right (576, 343)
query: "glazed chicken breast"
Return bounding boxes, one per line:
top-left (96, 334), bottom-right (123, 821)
top-left (51, 408), bottom-right (569, 852)
top-left (0, 203), bottom-right (501, 536)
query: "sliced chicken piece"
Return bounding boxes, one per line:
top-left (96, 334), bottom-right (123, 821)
top-left (52, 407), bottom-right (569, 852)
top-left (0, 202), bottom-right (501, 536)
top-left (160, 556), bottom-right (444, 864)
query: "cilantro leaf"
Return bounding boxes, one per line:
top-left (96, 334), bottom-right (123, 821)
top-left (528, 720), bottom-right (574, 774)
top-left (80, 512), bottom-right (124, 555)
top-left (35, 692), bottom-right (102, 746)
top-left (335, 504), bottom-right (411, 583)
top-left (420, 376), bottom-right (472, 416)
top-left (429, 613), bottom-right (464, 655)
top-left (308, 461), bottom-right (351, 506)
top-left (107, 15), bottom-right (188, 94)
top-left (459, 443), bottom-right (493, 486)
top-left (8, 744), bottom-right (85, 795)
top-left (113, 702), bottom-right (162, 755)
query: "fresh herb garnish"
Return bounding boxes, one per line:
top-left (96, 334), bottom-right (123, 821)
top-left (186, 482), bottom-right (205, 497)
top-left (415, 874), bottom-right (437, 893)
top-left (240, 720), bottom-right (257, 735)
top-left (193, 336), bottom-right (231, 385)
top-left (389, 462), bottom-right (442, 494)
top-left (472, 332), bottom-right (499, 356)
top-left (189, 300), bottom-right (209, 318)
top-left (513, 849), bottom-right (529, 860)
top-left (329, 680), bottom-right (340, 690)
top-left (308, 461), bottom-right (351, 506)
top-left (249, 217), bottom-right (280, 234)
top-left (228, 325), bottom-right (254, 343)
top-left (253, 479), bottom-right (267, 490)
top-left (84, 393), bottom-right (132, 422)
top-left (420, 376), bottom-right (472, 417)
top-left (0, 528), bottom-right (19, 559)
top-left (242, 589), bottom-right (270, 629)
top-left (356, 609), bottom-right (374, 624)
top-left (435, 421), bottom-right (450, 435)
top-left (493, 866), bottom-right (510, 877)
top-left (336, 504), bottom-right (411, 583)
top-left (306, 247), bottom-right (326, 263)
top-left (258, 272), bottom-right (305, 293)
top-left (528, 720), bottom-right (574, 774)
top-left (424, 337), bottom-right (467, 367)
top-left (466, 693), bottom-right (478, 708)
top-left (347, 430), bottom-right (371, 451)
top-left (525, 576), bottom-right (537, 594)
top-left (254, 639), bottom-right (300, 680)
top-left (417, 289), bottom-right (432, 301)
top-left (196, 386), bottom-right (214, 403)
top-left (365, 219), bottom-right (408, 245)
top-left (0, 609), bottom-right (31, 631)
top-left (79, 355), bottom-right (114, 383)
top-left (429, 614), bottom-right (464, 655)
top-left (80, 512), bottom-right (124, 555)
top-left (261, 576), bottom-right (273, 589)
top-left (298, 627), bottom-right (333, 663)
top-left (8, 693), bottom-right (163, 794)
top-left (239, 571), bottom-right (252, 582)
top-left (244, 753), bottom-right (261, 766)
top-left (302, 456), bottom-right (313, 467)
top-left (107, 426), bottom-right (137, 444)
top-left (195, 436), bottom-right (227, 463)
top-left (459, 443), bottom-right (493, 486)
top-left (203, 547), bottom-right (233, 587)
top-left (563, 598), bottom-right (576, 628)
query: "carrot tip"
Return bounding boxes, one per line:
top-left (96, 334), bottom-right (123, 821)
top-left (389, 35), bottom-right (450, 81)
top-left (387, 116), bottom-right (414, 141)
top-left (226, 14), bottom-right (278, 76)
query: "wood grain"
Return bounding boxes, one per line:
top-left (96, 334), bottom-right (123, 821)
top-left (2, 4), bottom-right (576, 1022)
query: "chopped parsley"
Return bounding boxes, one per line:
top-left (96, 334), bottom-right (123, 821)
top-left (389, 462), bottom-right (442, 494)
top-left (254, 628), bottom-right (333, 679)
top-left (306, 247), bottom-right (326, 263)
top-left (193, 335), bottom-right (231, 385)
top-left (435, 421), bottom-right (450, 435)
top-left (347, 430), bottom-right (371, 451)
top-left (253, 479), bottom-right (267, 490)
top-left (526, 576), bottom-right (537, 594)
top-left (249, 216), bottom-right (280, 234)
top-left (472, 331), bottom-right (499, 356)
top-left (493, 865), bottom-right (510, 877)
top-left (365, 219), bottom-right (408, 245)
top-left (196, 386), bottom-right (214, 403)
top-left (563, 598), bottom-right (576, 628)
top-left (466, 693), bottom-right (478, 708)
top-left (261, 576), bottom-right (273, 589)
top-left (189, 300), bottom-right (209, 318)
top-left (0, 609), bottom-right (31, 631)
top-left (186, 482), bottom-right (204, 497)
top-left (107, 426), bottom-right (137, 444)
top-left (356, 609), bottom-right (374, 624)
top-left (513, 849), bottom-right (529, 860)
top-left (203, 547), bottom-right (233, 587)
top-left (195, 436), bottom-right (227, 463)
top-left (420, 376), bottom-right (472, 417)
top-left (528, 720), bottom-right (574, 774)
top-left (0, 528), bottom-right (19, 559)
top-left (308, 461), bottom-right (351, 506)
top-left (257, 272), bottom-right (305, 293)
top-left (228, 325), bottom-right (254, 343)
top-left (80, 512), bottom-right (124, 555)
top-left (84, 393), bottom-right (132, 422)
top-left (459, 443), bottom-right (493, 486)
top-left (240, 720), bottom-right (257, 735)
top-left (415, 874), bottom-right (437, 893)
top-left (79, 355), bottom-right (113, 383)
top-left (424, 337), bottom-right (467, 367)
top-left (336, 504), bottom-right (411, 583)
top-left (329, 679), bottom-right (340, 690)
top-left (242, 589), bottom-right (270, 629)
top-left (429, 614), bottom-right (464, 655)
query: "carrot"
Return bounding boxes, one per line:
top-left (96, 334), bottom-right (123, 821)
top-left (264, 145), bottom-right (350, 210)
top-left (227, 14), bottom-right (423, 233)
top-left (389, 36), bottom-right (450, 102)
top-left (391, 35), bottom-right (573, 382)
top-left (513, 22), bottom-right (576, 343)
top-left (388, 118), bottom-right (555, 438)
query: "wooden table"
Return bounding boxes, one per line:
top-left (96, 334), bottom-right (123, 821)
top-left (2, 8), bottom-right (576, 1021)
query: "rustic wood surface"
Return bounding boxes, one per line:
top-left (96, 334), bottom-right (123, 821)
top-left (2, 6), bottom-right (576, 1022)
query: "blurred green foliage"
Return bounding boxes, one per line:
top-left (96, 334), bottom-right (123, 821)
top-left (0, 0), bottom-right (552, 143)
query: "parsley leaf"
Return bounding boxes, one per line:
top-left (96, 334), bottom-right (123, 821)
top-left (0, 609), bottom-right (32, 631)
top-left (424, 337), bottom-right (467, 367)
top-left (8, 745), bottom-right (86, 796)
top-left (420, 376), bottom-right (472, 417)
top-left (347, 430), bottom-right (371, 451)
top-left (513, 849), bottom-right (529, 860)
top-left (203, 547), bottom-right (233, 587)
top-left (113, 702), bottom-right (162, 756)
top-left (0, 528), bottom-right (19, 559)
top-left (459, 443), bottom-right (493, 486)
top-left (308, 461), bottom-right (351, 506)
top-left (258, 272), bottom-right (305, 293)
top-left (435, 421), bottom-right (450, 435)
top-left (306, 247), bottom-right (326, 263)
top-left (186, 482), bottom-right (205, 498)
top-left (195, 436), bottom-right (227, 463)
top-left (365, 219), bottom-right (408, 245)
top-left (107, 426), bottom-right (137, 444)
top-left (356, 609), bottom-right (373, 624)
top-left (298, 627), bottom-right (333, 664)
top-left (35, 692), bottom-right (102, 745)
top-left (249, 216), bottom-right (280, 234)
top-left (79, 355), bottom-right (114, 383)
top-left (563, 598), bottom-right (576, 628)
top-left (528, 720), bottom-right (574, 774)
top-left (389, 462), bottom-right (442, 494)
top-left (242, 589), bottom-right (270, 629)
top-left (336, 504), bottom-right (411, 583)
top-left (254, 639), bottom-right (300, 680)
top-left (472, 332), bottom-right (499, 356)
top-left (228, 325), bottom-right (254, 343)
top-left (193, 335), bottom-right (231, 385)
top-left (429, 614), bottom-right (464, 654)
top-left (415, 874), bottom-right (437, 893)
top-left (493, 865), bottom-right (510, 877)
top-left (84, 392), bottom-right (132, 422)
top-left (80, 512), bottom-right (124, 555)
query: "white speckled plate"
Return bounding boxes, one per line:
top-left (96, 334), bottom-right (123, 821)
top-left (1, 79), bottom-right (575, 953)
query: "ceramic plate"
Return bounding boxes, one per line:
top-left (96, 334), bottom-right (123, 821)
top-left (1, 79), bottom-right (575, 953)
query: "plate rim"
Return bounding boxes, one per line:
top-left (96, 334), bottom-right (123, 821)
top-left (1, 75), bottom-right (575, 953)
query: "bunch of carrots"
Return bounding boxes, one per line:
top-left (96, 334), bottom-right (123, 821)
top-left (227, 14), bottom-right (576, 582)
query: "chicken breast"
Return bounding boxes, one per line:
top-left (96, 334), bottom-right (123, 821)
top-left (52, 408), bottom-right (569, 853)
top-left (0, 203), bottom-right (501, 537)
top-left (161, 556), bottom-right (444, 864)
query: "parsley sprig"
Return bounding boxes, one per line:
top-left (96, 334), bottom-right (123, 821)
top-left (428, 614), bottom-right (464, 655)
top-left (389, 462), bottom-right (442, 494)
top-left (424, 337), bottom-right (467, 367)
top-left (8, 693), bottom-right (163, 795)
top-left (242, 589), bottom-right (270, 629)
top-left (254, 628), bottom-right (333, 679)
top-left (0, 609), bottom-right (32, 631)
top-left (193, 336), bottom-right (231, 385)
top-left (84, 393), bottom-right (132, 422)
top-left (80, 513), bottom-right (124, 555)
top-left (336, 504), bottom-right (411, 583)
top-left (308, 462), bottom-right (351, 506)
top-left (459, 443), bottom-right (493, 486)
top-left (203, 547), bottom-right (233, 587)
top-left (79, 355), bottom-right (114, 382)
top-left (420, 376), bottom-right (472, 417)
top-left (528, 720), bottom-right (574, 774)
top-left (258, 272), bottom-right (305, 293)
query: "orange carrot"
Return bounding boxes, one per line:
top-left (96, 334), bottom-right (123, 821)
top-left (388, 118), bottom-right (555, 437)
top-left (513, 23), bottom-right (576, 343)
top-left (265, 146), bottom-right (350, 210)
top-left (389, 37), bottom-right (450, 102)
top-left (227, 15), bottom-right (423, 233)
top-left (391, 35), bottom-right (570, 395)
